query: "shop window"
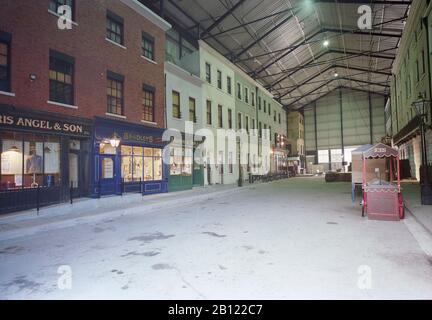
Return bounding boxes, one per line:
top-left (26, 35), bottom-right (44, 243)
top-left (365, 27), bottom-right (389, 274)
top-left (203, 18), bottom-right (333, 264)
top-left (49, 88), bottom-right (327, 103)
top-left (0, 132), bottom-right (61, 189)
top-left (106, 10), bottom-right (124, 45)
top-left (120, 146), bottom-right (162, 182)
top-left (49, 50), bottom-right (74, 105)
top-left (170, 147), bottom-right (182, 175)
top-left (0, 35), bottom-right (10, 92)
top-left (182, 148), bottom-right (192, 175)
top-left (142, 85), bottom-right (155, 122)
top-left (142, 32), bottom-right (155, 61)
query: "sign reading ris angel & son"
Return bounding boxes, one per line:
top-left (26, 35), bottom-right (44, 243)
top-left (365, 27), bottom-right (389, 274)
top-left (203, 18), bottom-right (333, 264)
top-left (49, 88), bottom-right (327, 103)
top-left (0, 110), bottom-right (91, 137)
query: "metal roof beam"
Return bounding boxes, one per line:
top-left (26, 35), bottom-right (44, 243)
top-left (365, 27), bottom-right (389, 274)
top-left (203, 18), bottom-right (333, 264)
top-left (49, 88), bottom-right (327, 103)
top-left (199, 0), bottom-right (247, 39)
top-left (323, 27), bottom-right (402, 38)
top-left (315, 0), bottom-right (411, 4)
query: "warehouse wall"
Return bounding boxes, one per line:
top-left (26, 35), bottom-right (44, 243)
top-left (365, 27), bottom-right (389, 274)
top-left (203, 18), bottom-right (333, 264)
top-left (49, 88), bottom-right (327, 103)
top-left (304, 88), bottom-right (386, 171)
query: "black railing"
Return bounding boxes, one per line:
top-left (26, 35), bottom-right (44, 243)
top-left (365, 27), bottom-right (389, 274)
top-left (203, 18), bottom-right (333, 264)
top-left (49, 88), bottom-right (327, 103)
top-left (0, 185), bottom-right (62, 214)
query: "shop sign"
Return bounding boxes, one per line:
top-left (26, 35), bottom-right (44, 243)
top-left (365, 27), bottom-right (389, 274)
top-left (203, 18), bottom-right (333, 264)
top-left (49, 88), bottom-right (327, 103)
top-left (0, 112), bottom-right (91, 137)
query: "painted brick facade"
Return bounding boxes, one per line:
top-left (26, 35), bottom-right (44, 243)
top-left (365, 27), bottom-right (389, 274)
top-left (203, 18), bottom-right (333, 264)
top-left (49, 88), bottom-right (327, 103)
top-left (0, 0), bottom-right (167, 128)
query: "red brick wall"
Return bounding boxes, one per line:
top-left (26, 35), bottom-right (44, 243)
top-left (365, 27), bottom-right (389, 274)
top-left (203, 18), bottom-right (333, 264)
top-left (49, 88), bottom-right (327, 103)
top-left (0, 0), bottom-right (166, 128)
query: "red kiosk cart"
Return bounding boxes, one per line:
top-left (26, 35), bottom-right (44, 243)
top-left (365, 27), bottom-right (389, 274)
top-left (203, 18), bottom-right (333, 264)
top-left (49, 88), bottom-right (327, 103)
top-left (361, 143), bottom-right (404, 221)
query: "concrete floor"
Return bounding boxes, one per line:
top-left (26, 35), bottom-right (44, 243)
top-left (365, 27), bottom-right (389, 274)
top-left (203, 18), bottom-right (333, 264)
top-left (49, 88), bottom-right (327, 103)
top-left (0, 177), bottom-right (431, 299)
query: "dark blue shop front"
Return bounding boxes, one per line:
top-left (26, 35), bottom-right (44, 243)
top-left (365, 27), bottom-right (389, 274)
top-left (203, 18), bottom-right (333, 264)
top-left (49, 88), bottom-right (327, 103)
top-left (91, 117), bottom-right (168, 197)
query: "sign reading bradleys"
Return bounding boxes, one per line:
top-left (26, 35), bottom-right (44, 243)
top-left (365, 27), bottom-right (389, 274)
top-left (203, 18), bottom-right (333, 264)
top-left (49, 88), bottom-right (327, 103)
top-left (0, 113), bottom-right (91, 137)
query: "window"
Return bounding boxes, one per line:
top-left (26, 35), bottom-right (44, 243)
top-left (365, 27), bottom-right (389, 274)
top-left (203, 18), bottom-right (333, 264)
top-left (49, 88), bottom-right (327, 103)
top-left (189, 97), bottom-right (196, 122)
top-left (172, 91), bottom-right (180, 119)
top-left (218, 105), bottom-right (223, 127)
top-left (142, 33), bottom-right (155, 61)
top-left (107, 71), bottom-right (124, 115)
top-left (416, 60), bottom-right (420, 82)
top-left (263, 100), bottom-right (266, 113)
top-left (259, 122), bottom-right (262, 138)
top-left (228, 152), bottom-right (233, 174)
top-left (205, 62), bottom-right (211, 83)
top-left (274, 110), bottom-right (277, 122)
top-left (268, 104), bottom-right (271, 115)
top-left (217, 70), bottom-right (222, 89)
top-left (49, 50), bottom-right (74, 105)
top-left (106, 11), bottom-right (124, 45)
top-left (206, 100), bottom-right (212, 125)
top-left (244, 87), bottom-right (249, 103)
top-left (170, 147), bottom-right (192, 176)
top-left (121, 146), bottom-right (162, 182)
top-left (258, 96), bottom-right (261, 110)
top-left (1, 132), bottom-right (61, 189)
top-left (142, 85), bottom-right (155, 122)
top-left (237, 82), bottom-right (241, 100)
top-left (278, 113), bottom-right (281, 124)
top-left (49, 0), bottom-right (74, 19)
top-left (238, 113), bottom-right (242, 129)
top-left (0, 33), bottom-right (11, 92)
top-left (251, 92), bottom-right (255, 106)
top-left (227, 109), bottom-right (233, 129)
top-left (422, 50), bottom-right (426, 74)
top-left (252, 119), bottom-right (256, 130)
top-left (245, 116), bottom-right (249, 133)
top-left (227, 76), bottom-right (232, 94)
top-left (318, 150), bottom-right (329, 163)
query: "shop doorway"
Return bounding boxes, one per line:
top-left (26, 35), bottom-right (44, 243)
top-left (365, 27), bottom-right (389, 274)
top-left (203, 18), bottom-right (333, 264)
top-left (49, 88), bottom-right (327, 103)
top-left (100, 155), bottom-right (116, 195)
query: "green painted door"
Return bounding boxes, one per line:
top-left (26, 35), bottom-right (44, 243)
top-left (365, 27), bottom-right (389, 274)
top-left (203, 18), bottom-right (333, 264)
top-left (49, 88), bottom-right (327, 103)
top-left (193, 163), bottom-right (204, 186)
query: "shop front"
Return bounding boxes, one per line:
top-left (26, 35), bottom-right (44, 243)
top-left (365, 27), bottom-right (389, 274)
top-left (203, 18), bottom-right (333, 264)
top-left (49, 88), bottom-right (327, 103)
top-left (92, 117), bottom-right (168, 197)
top-left (0, 105), bottom-right (92, 213)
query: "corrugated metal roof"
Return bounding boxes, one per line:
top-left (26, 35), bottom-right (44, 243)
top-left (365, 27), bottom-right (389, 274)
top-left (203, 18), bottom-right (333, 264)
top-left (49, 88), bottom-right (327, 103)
top-left (158, 0), bottom-right (410, 109)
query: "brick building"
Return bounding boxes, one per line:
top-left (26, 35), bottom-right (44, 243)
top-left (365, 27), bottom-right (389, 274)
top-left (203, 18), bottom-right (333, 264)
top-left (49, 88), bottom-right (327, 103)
top-left (0, 0), bottom-right (171, 212)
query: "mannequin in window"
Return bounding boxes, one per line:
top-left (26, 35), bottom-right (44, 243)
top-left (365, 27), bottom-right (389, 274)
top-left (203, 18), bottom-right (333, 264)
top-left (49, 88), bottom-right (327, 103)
top-left (26, 146), bottom-right (42, 174)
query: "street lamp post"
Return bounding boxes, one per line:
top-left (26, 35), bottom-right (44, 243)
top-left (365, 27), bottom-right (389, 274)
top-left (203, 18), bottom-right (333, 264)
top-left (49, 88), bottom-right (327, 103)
top-left (412, 94), bottom-right (432, 205)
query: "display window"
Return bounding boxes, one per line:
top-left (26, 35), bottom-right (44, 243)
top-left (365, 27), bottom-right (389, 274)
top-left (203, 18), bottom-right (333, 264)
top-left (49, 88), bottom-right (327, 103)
top-left (120, 145), bottom-right (163, 182)
top-left (0, 131), bottom-right (61, 189)
top-left (169, 146), bottom-right (192, 176)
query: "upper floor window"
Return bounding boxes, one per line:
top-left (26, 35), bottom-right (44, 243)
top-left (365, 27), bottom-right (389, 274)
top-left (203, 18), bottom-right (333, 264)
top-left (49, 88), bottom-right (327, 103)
top-left (49, 50), bottom-right (74, 105)
top-left (258, 96), bottom-right (261, 110)
top-left (268, 104), bottom-right (271, 115)
top-left (237, 82), bottom-right (241, 100)
top-left (263, 100), bottom-right (266, 113)
top-left (244, 87), bottom-right (249, 104)
top-left (0, 32), bottom-right (11, 92)
top-left (238, 113), bottom-right (242, 129)
top-left (142, 33), bottom-right (155, 61)
top-left (142, 85), bottom-right (155, 122)
top-left (274, 110), bottom-right (277, 122)
top-left (278, 113), bottom-right (281, 124)
top-left (107, 71), bottom-right (124, 115)
top-left (251, 92), bottom-right (255, 107)
top-left (189, 97), bottom-right (196, 122)
top-left (228, 109), bottom-right (232, 129)
top-left (217, 70), bottom-right (222, 90)
top-left (172, 91), bottom-right (180, 119)
top-left (49, 0), bottom-right (74, 19)
top-left (106, 11), bottom-right (124, 45)
top-left (205, 63), bottom-right (211, 83)
top-left (206, 100), bottom-right (212, 125)
top-left (227, 76), bottom-right (232, 95)
top-left (218, 105), bottom-right (223, 128)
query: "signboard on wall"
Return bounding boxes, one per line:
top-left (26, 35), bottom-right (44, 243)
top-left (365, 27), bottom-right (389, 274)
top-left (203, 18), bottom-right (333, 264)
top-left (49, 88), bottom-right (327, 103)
top-left (0, 110), bottom-right (92, 137)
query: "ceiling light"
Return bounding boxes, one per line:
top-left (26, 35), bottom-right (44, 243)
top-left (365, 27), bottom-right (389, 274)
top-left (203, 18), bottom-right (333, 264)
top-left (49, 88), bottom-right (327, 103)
top-left (334, 72), bottom-right (339, 77)
top-left (323, 40), bottom-right (329, 47)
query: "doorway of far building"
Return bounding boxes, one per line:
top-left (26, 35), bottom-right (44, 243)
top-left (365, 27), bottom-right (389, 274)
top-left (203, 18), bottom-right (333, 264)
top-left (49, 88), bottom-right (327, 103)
top-left (99, 143), bottom-right (117, 196)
